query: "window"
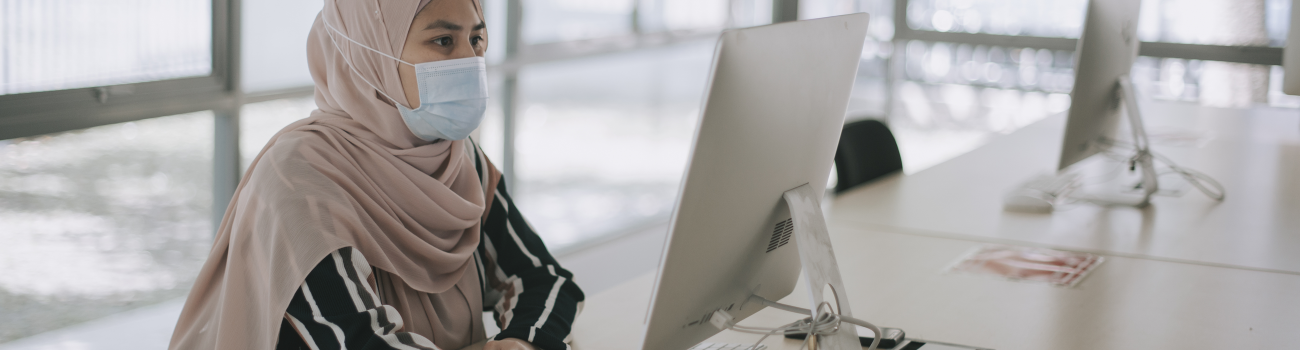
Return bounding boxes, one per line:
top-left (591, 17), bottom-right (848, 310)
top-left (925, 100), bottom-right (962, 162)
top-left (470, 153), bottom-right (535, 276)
top-left (0, 0), bottom-right (212, 95)
top-left (801, 0), bottom-right (897, 119)
top-left (637, 0), bottom-right (733, 32)
top-left (239, 97), bottom-right (315, 170)
top-left (885, 0), bottom-right (1290, 172)
top-left (499, 0), bottom-right (785, 250)
top-left (0, 111), bottom-right (213, 342)
top-left (241, 0), bottom-right (322, 92)
top-left (513, 40), bottom-right (713, 249)
top-left (0, 0), bottom-right (232, 343)
top-left (902, 0), bottom-right (1291, 46)
top-left (905, 0), bottom-right (1086, 38)
top-left (4, 0), bottom-right (1294, 345)
top-left (523, 0), bottom-right (636, 44)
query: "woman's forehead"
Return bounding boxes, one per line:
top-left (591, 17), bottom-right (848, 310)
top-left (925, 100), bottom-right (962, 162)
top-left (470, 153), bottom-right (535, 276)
top-left (413, 0), bottom-right (483, 25)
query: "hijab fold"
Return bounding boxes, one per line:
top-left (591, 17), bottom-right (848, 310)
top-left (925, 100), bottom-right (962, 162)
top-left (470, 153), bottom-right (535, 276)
top-left (169, 0), bottom-right (496, 349)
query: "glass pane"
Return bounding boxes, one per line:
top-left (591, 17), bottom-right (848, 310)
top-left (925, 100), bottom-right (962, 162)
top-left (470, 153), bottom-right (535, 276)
top-left (802, 0), bottom-right (895, 41)
top-left (242, 0), bottom-right (507, 87)
top-left (1265, 0), bottom-right (1290, 47)
top-left (905, 0), bottom-right (1086, 37)
top-left (730, 0), bottom-right (775, 28)
top-left (892, 39), bottom-right (1072, 172)
top-left (0, 0), bottom-right (213, 95)
top-left (637, 0), bottom-right (731, 32)
top-left (901, 40), bottom-right (1077, 93)
top-left (892, 38), bottom-right (1280, 173)
top-left (240, 97), bottom-right (316, 171)
top-left (522, 0), bottom-right (634, 44)
top-left (241, 0), bottom-right (506, 91)
top-left (892, 55), bottom-right (1067, 171)
top-left (476, 74), bottom-right (507, 164)
top-left (484, 0), bottom-right (508, 64)
top-left (904, 0), bottom-right (1284, 46)
top-left (1130, 57), bottom-right (1272, 108)
top-left (1139, 0), bottom-right (1273, 46)
top-left (242, 0), bottom-right (321, 92)
top-left (801, 0), bottom-right (896, 119)
top-left (515, 39), bottom-right (713, 249)
top-left (1267, 65), bottom-right (1300, 108)
top-left (0, 111), bottom-right (213, 343)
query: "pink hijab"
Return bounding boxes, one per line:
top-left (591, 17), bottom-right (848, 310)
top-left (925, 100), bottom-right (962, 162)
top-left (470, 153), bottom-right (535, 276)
top-left (169, 0), bottom-right (497, 349)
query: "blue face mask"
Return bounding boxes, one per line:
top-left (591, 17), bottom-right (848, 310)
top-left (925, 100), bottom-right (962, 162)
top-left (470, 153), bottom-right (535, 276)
top-left (396, 57), bottom-right (489, 141)
top-left (323, 20), bottom-right (489, 141)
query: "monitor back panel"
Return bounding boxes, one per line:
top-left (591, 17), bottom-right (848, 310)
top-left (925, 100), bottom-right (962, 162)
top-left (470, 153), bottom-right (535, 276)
top-left (1285, 1), bottom-right (1300, 95)
top-left (642, 13), bottom-right (870, 350)
top-left (1059, 0), bottom-right (1142, 170)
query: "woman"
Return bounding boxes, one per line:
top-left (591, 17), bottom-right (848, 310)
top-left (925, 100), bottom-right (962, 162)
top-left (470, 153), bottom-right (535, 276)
top-left (168, 1), bottom-right (582, 349)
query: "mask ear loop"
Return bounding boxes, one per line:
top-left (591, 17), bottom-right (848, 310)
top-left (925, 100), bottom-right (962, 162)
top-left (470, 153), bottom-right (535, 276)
top-left (321, 18), bottom-right (416, 106)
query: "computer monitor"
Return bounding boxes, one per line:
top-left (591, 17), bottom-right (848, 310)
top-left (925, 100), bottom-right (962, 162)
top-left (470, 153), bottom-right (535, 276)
top-left (1050, 0), bottom-right (1166, 207)
top-left (1284, 0), bottom-right (1300, 95)
top-left (1058, 0), bottom-right (1143, 171)
top-left (640, 14), bottom-right (870, 350)
top-left (1005, 0), bottom-right (1224, 211)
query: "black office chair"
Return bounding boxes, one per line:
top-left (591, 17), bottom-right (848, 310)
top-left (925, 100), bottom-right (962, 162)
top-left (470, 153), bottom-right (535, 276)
top-left (833, 119), bottom-right (903, 194)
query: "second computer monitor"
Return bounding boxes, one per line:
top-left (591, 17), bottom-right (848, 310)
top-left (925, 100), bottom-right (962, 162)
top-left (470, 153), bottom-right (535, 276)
top-left (1059, 0), bottom-right (1143, 170)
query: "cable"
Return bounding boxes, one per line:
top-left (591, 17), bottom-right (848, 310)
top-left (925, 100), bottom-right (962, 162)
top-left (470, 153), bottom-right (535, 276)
top-left (1093, 137), bottom-right (1226, 201)
top-left (1150, 151), bottom-right (1226, 201)
top-left (711, 299), bottom-right (883, 350)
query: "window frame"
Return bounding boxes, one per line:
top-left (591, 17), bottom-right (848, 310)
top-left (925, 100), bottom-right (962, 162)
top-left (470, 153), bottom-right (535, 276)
top-left (2, 0), bottom-right (1283, 242)
top-left (0, 0), bottom-right (241, 141)
top-left (889, 0), bottom-right (1284, 66)
top-left (0, 0), bottom-right (243, 230)
top-left (1, 0), bottom-right (776, 235)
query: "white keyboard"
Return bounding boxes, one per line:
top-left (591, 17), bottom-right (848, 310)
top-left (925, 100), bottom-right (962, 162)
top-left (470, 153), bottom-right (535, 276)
top-left (689, 343), bottom-right (768, 350)
top-left (1022, 173), bottom-right (1079, 197)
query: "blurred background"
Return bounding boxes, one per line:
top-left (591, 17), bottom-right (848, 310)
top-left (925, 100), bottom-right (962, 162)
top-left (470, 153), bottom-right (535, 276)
top-left (0, 0), bottom-right (1293, 347)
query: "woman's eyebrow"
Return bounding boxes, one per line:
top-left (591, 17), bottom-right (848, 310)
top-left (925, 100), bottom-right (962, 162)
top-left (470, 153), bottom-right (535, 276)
top-left (423, 19), bottom-right (486, 31)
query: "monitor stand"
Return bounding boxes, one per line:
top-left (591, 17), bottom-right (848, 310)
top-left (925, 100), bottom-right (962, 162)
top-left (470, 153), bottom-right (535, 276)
top-left (741, 183), bottom-right (866, 350)
top-left (1068, 75), bottom-right (1159, 207)
top-left (1002, 75), bottom-right (1159, 212)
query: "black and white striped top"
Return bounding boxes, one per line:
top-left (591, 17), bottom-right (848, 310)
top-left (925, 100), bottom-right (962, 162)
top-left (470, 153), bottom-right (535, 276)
top-left (275, 142), bottom-right (584, 350)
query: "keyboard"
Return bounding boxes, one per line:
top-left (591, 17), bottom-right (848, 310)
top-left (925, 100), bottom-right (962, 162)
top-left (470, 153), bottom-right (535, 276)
top-left (1022, 173), bottom-right (1079, 197)
top-left (689, 343), bottom-right (768, 350)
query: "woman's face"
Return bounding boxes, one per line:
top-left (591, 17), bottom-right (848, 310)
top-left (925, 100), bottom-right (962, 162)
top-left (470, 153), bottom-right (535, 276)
top-left (397, 0), bottom-right (487, 109)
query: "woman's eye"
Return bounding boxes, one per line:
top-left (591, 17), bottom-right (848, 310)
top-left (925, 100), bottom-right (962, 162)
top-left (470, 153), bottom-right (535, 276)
top-left (471, 36), bottom-right (484, 46)
top-left (431, 37), bottom-right (452, 46)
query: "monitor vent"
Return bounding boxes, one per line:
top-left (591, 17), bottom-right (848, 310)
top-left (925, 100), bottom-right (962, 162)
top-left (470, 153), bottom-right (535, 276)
top-left (766, 218), bottom-right (793, 253)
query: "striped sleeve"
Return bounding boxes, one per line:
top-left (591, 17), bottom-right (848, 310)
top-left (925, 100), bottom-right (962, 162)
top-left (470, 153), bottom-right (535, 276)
top-left (466, 140), bottom-right (585, 350)
top-left (277, 247), bottom-right (442, 350)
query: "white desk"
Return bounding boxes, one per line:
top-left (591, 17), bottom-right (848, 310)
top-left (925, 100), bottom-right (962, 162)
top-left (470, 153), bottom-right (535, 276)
top-left (833, 102), bottom-right (1300, 274)
top-left (567, 226), bottom-right (1300, 349)
top-left (554, 102), bottom-right (1300, 350)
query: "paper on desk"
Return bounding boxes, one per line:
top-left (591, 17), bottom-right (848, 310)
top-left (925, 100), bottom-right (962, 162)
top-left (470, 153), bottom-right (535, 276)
top-left (946, 244), bottom-right (1103, 288)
